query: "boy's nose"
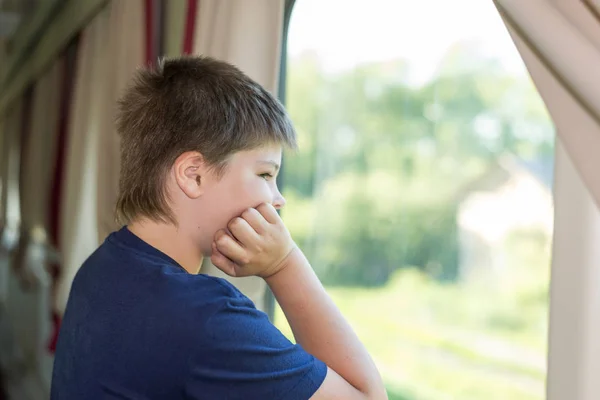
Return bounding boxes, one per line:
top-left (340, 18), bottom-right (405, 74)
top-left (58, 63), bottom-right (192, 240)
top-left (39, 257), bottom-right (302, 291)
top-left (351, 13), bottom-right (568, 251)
top-left (272, 192), bottom-right (286, 210)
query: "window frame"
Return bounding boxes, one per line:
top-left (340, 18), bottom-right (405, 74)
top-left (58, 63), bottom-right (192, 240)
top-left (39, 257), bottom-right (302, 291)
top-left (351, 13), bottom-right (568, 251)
top-left (264, 0), bottom-right (297, 322)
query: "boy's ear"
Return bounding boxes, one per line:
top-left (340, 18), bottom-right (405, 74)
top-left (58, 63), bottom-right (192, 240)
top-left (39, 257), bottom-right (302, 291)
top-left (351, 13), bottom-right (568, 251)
top-left (173, 151), bottom-right (206, 199)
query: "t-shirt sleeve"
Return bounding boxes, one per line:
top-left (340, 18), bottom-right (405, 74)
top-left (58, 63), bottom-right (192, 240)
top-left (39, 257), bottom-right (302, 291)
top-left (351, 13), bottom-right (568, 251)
top-left (184, 288), bottom-right (327, 400)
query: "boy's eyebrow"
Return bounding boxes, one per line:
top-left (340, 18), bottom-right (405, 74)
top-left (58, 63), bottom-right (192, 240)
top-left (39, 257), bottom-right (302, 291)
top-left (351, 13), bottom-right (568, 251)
top-left (256, 160), bottom-right (280, 171)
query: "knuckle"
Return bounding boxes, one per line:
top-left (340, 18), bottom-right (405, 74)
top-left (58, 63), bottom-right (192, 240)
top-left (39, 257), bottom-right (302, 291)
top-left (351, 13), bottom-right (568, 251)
top-left (228, 218), bottom-right (241, 230)
top-left (242, 209), bottom-right (253, 220)
top-left (217, 235), bottom-right (228, 247)
top-left (239, 256), bottom-right (250, 265)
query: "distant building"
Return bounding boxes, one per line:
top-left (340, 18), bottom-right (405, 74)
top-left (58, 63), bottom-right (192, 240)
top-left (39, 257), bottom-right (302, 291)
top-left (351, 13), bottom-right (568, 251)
top-left (456, 155), bottom-right (554, 282)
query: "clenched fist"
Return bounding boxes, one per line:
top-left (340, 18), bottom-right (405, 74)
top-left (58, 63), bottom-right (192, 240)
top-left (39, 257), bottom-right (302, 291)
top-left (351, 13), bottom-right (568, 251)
top-left (211, 203), bottom-right (297, 279)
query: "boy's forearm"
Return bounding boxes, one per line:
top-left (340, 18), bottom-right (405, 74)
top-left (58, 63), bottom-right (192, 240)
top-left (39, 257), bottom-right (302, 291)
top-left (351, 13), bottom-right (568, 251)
top-left (265, 248), bottom-right (386, 397)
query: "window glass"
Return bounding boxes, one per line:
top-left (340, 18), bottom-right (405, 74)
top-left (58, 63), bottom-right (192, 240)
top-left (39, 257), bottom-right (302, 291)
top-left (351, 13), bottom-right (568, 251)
top-left (276, 1), bottom-right (554, 399)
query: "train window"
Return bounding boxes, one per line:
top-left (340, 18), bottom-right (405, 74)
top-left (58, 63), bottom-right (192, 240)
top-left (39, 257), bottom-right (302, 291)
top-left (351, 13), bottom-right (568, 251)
top-left (275, 0), bottom-right (554, 399)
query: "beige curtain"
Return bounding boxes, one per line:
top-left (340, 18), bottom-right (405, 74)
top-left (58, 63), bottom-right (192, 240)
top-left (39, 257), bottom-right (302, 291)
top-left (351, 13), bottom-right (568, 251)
top-left (55, 1), bottom-right (145, 316)
top-left (16, 61), bottom-right (61, 285)
top-left (590, 0), bottom-right (600, 15)
top-left (0, 98), bottom-right (24, 374)
top-left (0, 99), bottom-right (23, 306)
top-left (193, 0), bottom-right (285, 91)
top-left (95, 0), bottom-right (145, 243)
top-left (55, 8), bottom-right (107, 315)
top-left (0, 115), bottom-right (6, 310)
top-left (4, 62), bottom-right (62, 382)
top-left (0, 113), bottom-right (10, 236)
top-left (20, 61), bottom-right (61, 241)
top-left (0, 99), bottom-right (23, 260)
top-left (192, 0), bottom-right (286, 311)
top-left (495, 0), bottom-right (600, 208)
top-left (494, 1), bottom-right (600, 399)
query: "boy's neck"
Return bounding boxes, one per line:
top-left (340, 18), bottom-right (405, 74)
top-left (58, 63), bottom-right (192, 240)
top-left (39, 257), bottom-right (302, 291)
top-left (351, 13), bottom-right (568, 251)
top-left (127, 220), bottom-right (204, 274)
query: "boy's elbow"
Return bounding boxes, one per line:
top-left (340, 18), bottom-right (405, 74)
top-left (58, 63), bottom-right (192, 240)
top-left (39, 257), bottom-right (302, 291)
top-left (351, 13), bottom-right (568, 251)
top-left (311, 369), bottom-right (388, 400)
top-left (361, 370), bottom-right (388, 400)
top-left (363, 383), bottom-right (389, 400)
top-left (346, 376), bottom-right (389, 400)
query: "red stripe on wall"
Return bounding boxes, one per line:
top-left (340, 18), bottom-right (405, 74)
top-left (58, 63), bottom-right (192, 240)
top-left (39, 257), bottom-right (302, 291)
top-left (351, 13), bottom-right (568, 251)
top-left (48, 61), bottom-right (68, 251)
top-left (183, 0), bottom-right (198, 55)
top-left (47, 35), bottom-right (80, 353)
top-left (49, 38), bottom-right (79, 255)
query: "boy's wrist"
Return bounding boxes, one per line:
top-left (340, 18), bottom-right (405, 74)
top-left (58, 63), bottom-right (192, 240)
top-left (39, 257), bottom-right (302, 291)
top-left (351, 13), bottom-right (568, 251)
top-left (263, 246), bottom-right (306, 285)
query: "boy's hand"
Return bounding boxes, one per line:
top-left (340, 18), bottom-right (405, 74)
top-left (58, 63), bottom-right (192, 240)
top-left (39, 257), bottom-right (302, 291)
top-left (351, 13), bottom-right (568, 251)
top-left (211, 203), bottom-right (297, 279)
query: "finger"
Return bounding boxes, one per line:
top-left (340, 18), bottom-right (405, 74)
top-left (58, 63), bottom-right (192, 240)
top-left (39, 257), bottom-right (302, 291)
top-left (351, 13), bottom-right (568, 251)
top-left (214, 230), bottom-right (249, 265)
top-left (210, 242), bottom-right (237, 277)
top-left (228, 217), bottom-right (260, 247)
top-left (240, 208), bottom-right (269, 234)
top-left (255, 203), bottom-right (281, 225)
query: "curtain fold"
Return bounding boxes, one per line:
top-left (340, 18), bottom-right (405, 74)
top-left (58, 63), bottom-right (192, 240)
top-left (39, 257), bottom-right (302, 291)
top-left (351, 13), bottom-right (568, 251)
top-left (193, 0), bottom-right (285, 93)
top-left (0, 99), bottom-right (24, 305)
top-left (22, 62), bottom-right (62, 242)
top-left (15, 61), bottom-right (62, 286)
top-left (4, 63), bottom-right (61, 378)
top-left (0, 108), bottom-right (14, 241)
top-left (55, 9), bottom-right (108, 315)
top-left (11, 86), bottom-right (34, 279)
top-left (56, 0), bottom-right (148, 316)
top-left (0, 119), bottom-right (7, 233)
top-left (191, 0), bottom-right (286, 311)
top-left (0, 99), bottom-right (21, 232)
top-left (495, 0), bottom-right (600, 208)
top-left (45, 40), bottom-right (80, 354)
top-left (546, 140), bottom-right (600, 400)
top-left (494, 1), bottom-right (600, 399)
top-left (0, 98), bottom-right (23, 374)
top-left (589, 0), bottom-right (600, 16)
top-left (96, 0), bottom-right (145, 244)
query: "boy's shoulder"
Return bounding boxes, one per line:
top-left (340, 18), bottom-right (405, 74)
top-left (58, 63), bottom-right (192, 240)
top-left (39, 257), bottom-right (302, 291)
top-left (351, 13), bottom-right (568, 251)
top-left (79, 235), bottom-right (245, 301)
top-left (68, 230), bottom-right (254, 333)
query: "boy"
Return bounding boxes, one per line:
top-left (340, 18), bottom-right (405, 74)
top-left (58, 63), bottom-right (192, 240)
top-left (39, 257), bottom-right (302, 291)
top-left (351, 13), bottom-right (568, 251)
top-left (51, 56), bottom-right (387, 399)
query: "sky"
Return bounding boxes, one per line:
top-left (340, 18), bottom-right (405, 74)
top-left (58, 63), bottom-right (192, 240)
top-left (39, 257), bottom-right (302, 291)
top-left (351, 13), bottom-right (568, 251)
top-left (287, 0), bottom-right (528, 84)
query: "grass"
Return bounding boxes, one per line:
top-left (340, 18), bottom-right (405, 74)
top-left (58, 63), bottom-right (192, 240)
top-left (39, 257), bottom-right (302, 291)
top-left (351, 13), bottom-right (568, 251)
top-left (274, 267), bottom-right (548, 400)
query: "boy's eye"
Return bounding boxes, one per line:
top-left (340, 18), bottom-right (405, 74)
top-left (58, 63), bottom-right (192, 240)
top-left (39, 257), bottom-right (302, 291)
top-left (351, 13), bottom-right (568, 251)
top-left (259, 173), bottom-right (274, 180)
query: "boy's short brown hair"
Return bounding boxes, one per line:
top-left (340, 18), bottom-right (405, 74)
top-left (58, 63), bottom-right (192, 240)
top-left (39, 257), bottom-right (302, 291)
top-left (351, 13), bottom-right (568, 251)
top-left (115, 56), bottom-right (297, 225)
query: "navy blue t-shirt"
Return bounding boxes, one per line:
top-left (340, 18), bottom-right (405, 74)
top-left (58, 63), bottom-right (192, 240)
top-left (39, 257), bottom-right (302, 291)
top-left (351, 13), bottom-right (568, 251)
top-left (51, 227), bottom-right (327, 399)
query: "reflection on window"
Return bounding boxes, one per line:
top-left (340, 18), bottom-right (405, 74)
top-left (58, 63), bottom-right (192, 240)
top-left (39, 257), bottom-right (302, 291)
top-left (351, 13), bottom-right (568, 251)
top-left (276, 0), bottom-right (554, 399)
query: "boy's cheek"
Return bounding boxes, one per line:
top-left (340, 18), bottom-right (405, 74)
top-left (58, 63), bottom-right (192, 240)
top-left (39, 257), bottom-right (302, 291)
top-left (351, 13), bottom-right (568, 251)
top-left (209, 182), bottom-right (269, 228)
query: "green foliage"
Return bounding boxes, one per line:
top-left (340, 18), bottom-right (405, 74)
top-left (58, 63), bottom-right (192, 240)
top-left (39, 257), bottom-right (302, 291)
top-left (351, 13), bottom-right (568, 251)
top-left (282, 45), bottom-right (553, 287)
top-left (275, 258), bottom-right (550, 400)
top-left (278, 36), bottom-right (553, 400)
top-left (284, 190), bottom-right (460, 286)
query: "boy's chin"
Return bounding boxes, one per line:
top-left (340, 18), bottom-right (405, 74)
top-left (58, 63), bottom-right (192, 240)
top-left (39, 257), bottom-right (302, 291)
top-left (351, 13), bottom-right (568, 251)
top-left (201, 239), bottom-right (217, 258)
top-left (201, 245), bottom-right (213, 258)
